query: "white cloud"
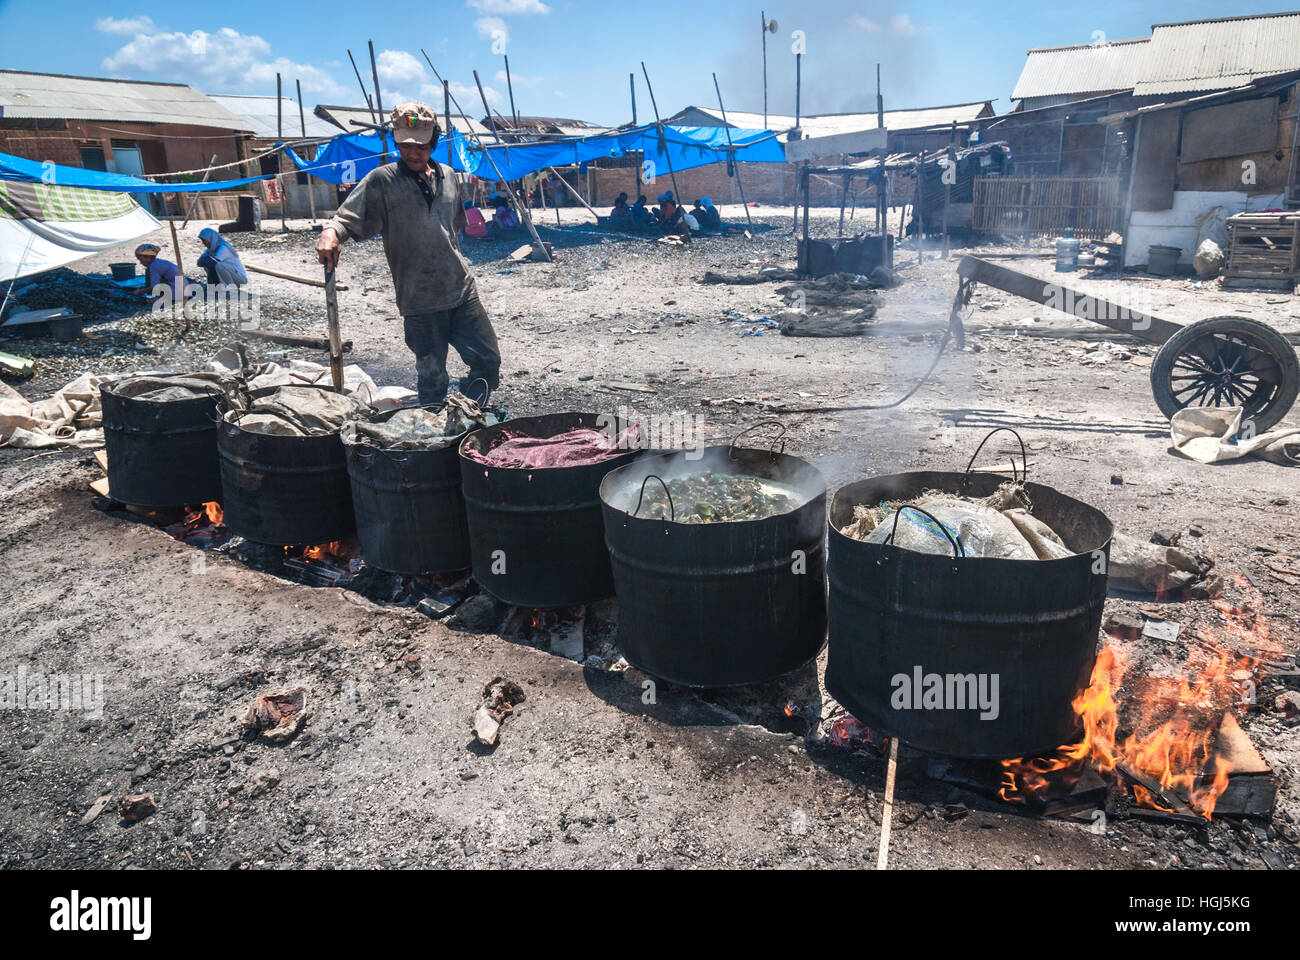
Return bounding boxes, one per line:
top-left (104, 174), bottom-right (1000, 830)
top-left (467, 0), bottom-right (551, 13)
top-left (889, 14), bottom-right (920, 36)
top-left (100, 27), bottom-right (347, 99)
top-left (95, 15), bottom-right (155, 35)
top-left (494, 69), bottom-right (542, 89)
top-left (553, 90), bottom-right (566, 99)
top-left (377, 49), bottom-right (426, 87)
top-left (849, 15), bottom-right (881, 33)
top-left (475, 16), bottom-right (509, 45)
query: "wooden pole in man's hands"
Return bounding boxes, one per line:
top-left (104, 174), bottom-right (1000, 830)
top-left (323, 264), bottom-right (345, 391)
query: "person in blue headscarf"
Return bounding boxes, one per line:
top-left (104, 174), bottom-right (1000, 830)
top-left (197, 228), bottom-right (248, 287)
top-left (696, 196), bottom-right (723, 233)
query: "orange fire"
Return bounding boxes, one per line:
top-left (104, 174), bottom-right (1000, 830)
top-left (203, 501), bottom-right (223, 525)
top-left (1000, 579), bottom-right (1271, 821)
top-left (284, 539), bottom-right (357, 563)
top-left (167, 501), bottom-right (226, 541)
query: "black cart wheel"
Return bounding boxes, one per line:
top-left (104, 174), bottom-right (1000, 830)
top-left (1151, 316), bottom-right (1299, 432)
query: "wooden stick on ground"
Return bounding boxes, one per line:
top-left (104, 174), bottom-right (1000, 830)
top-left (877, 736), bottom-right (899, 870)
top-left (243, 262), bottom-right (348, 289)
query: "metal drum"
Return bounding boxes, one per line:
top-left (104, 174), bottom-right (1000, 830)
top-left (100, 377), bottom-right (223, 507)
top-left (217, 389), bottom-right (355, 547)
top-left (600, 445), bottom-right (827, 687)
top-left (459, 412), bottom-right (642, 607)
top-left (343, 413), bottom-right (473, 575)
top-left (825, 463), bottom-right (1113, 759)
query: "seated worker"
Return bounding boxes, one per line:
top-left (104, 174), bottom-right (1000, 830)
top-left (610, 192), bottom-right (631, 219)
top-left (196, 227), bottom-right (248, 287)
top-left (653, 191), bottom-right (678, 225)
top-left (681, 207), bottom-right (701, 234)
top-left (462, 199), bottom-right (488, 239)
top-left (133, 243), bottom-right (184, 304)
top-left (696, 196), bottom-right (724, 233)
top-left (630, 194), bottom-right (651, 224)
top-left (492, 199), bottom-right (521, 230)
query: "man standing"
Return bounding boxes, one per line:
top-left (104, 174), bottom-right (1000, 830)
top-left (316, 102), bottom-right (500, 405)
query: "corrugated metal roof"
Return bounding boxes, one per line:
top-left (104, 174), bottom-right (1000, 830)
top-left (206, 94), bottom-right (339, 139)
top-left (1134, 12), bottom-right (1300, 95)
top-left (0, 70), bottom-right (253, 130)
top-left (1010, 38), bottom-right (1150, 100)
top-left (315, 103), bottom-right (492, 137)
top-left (667, 102), bottom-right (993, 139)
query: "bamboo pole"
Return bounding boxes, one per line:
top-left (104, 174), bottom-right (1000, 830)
top-left (419, 55), bottom-right (547, 260)
top-left (712, 71), bottom-right (753, 232)
top-left (348, 50), bottom-right (378, 123)
top-left (639, 62), bottom-right (682, 209)
top-left (297, 79), bottom-right (317, 225)
top-left (276, 73), bottom-right (286, 232)
top-left (547, 166), bottom-right (598, 223)
top-left (181, 155), bottom-right (218, 228)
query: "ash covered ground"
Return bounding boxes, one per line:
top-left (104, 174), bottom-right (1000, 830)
top-left (1, 206), bottom-right (1298, 869)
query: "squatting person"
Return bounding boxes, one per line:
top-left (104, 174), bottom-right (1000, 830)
top-left (315, 101), bottom-right (500, 406)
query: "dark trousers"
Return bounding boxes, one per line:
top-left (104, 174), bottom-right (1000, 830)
top-left (403, 295), bottom-right (501, 405)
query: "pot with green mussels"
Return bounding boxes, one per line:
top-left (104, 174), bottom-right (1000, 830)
top-left (600, 442), bottom-right (827, 687)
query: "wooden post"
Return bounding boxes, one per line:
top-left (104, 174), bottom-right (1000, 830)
top-left (837, 157), bottom-right (848, 236)
top-left (915, 156), bottom-right (924, 264)
top-left (504, 54), bottom-right (519, 129)
top-left (182, 155), bottom-right (218, 228)
top-left (794, 52), bottom-right (801, 130)
top-left (348, 50), bottom-right (378, 123)
top-left (761, 10), bottom-right (769, 129)
top-left (444, 81), bottom-right (453, 169)
top-left (942, 120), bottom-right (955, 259)
top-left (712, 71), bottom-right (753, 232)
top-left (640, 62), bottom-right (683, 210)
top-left (876, 63), bottom-right (887, 265)
top-left (276, 73), bottom-right (286, 232)
top-left (168, 199), bottom-right (187, 334)
top-left (297, 79), bottom-right (317, 225)
top-left (420, 49), bottom-right (551, 261)
top-left (629, 73), bottom-right (639, 202)
top-left (368, 40), bottom-right (388, 163)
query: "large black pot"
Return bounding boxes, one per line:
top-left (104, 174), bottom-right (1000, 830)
top-left (217, 404), bottom-right (355, 547)
top-left (343, 415), bottom-right (472, 575)
top-left (100, 378), bottom-right (223, 507)
top-left (459, 412), bottom-right (642, 607)
top-left (600, 447), bottom-right (827, 687)
top-left (825, 470), bottom-right (1113, 759)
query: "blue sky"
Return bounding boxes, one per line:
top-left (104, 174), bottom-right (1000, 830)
top-left (1, 0), bottom-right (1298, 125)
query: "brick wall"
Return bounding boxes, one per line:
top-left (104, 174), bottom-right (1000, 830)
top-left (0, 120), bottom-right (244, 176)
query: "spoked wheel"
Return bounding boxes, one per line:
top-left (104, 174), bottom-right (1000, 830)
top-left (1151, 316), bottom-right (1299, 432)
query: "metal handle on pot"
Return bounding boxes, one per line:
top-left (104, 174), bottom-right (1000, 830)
top-left (961, 427), bottom-right (1028, 486)
top-left (729, 420), bottom-right (786, 460)
top-left (885, 505), bottom-right (964, 558)
top-left (463, 377), bottom-right (492, 407)
top-left (631, 474), bottom-right (675, 522)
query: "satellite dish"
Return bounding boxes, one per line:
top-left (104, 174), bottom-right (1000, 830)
top-left (768, 19), bottom-right (778, 32)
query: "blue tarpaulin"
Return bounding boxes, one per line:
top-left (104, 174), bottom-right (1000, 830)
top-left (0, 122), bottom-right (783, 195)
top-left (285, 123), bottom-right (784, 185)
top-left (0, 151), bottom-right (273, 193)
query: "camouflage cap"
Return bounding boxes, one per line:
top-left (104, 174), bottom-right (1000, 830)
top-left (390, 102), bottom-right (441, 145)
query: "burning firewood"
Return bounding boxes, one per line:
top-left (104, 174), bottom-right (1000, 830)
top-left (244, 687), bottom-right (309, 743)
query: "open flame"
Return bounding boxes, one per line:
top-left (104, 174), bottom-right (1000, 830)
top-left (999, 579), bottom-right (1270, 821)
top-left (162, 501), bottom-right (227, 545)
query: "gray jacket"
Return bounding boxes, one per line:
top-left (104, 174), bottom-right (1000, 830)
top-left (328, 161), bottom-right (475, 316)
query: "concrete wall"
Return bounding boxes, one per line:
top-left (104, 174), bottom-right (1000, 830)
top-left (1124, 190), bottom-right (1287, 266)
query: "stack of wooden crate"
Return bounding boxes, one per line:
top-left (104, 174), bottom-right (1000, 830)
top-left (1223, 211), bottom-right (1300, 290)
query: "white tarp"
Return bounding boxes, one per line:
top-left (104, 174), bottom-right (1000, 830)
top-left (0, 179), bottom-right (159, 282)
